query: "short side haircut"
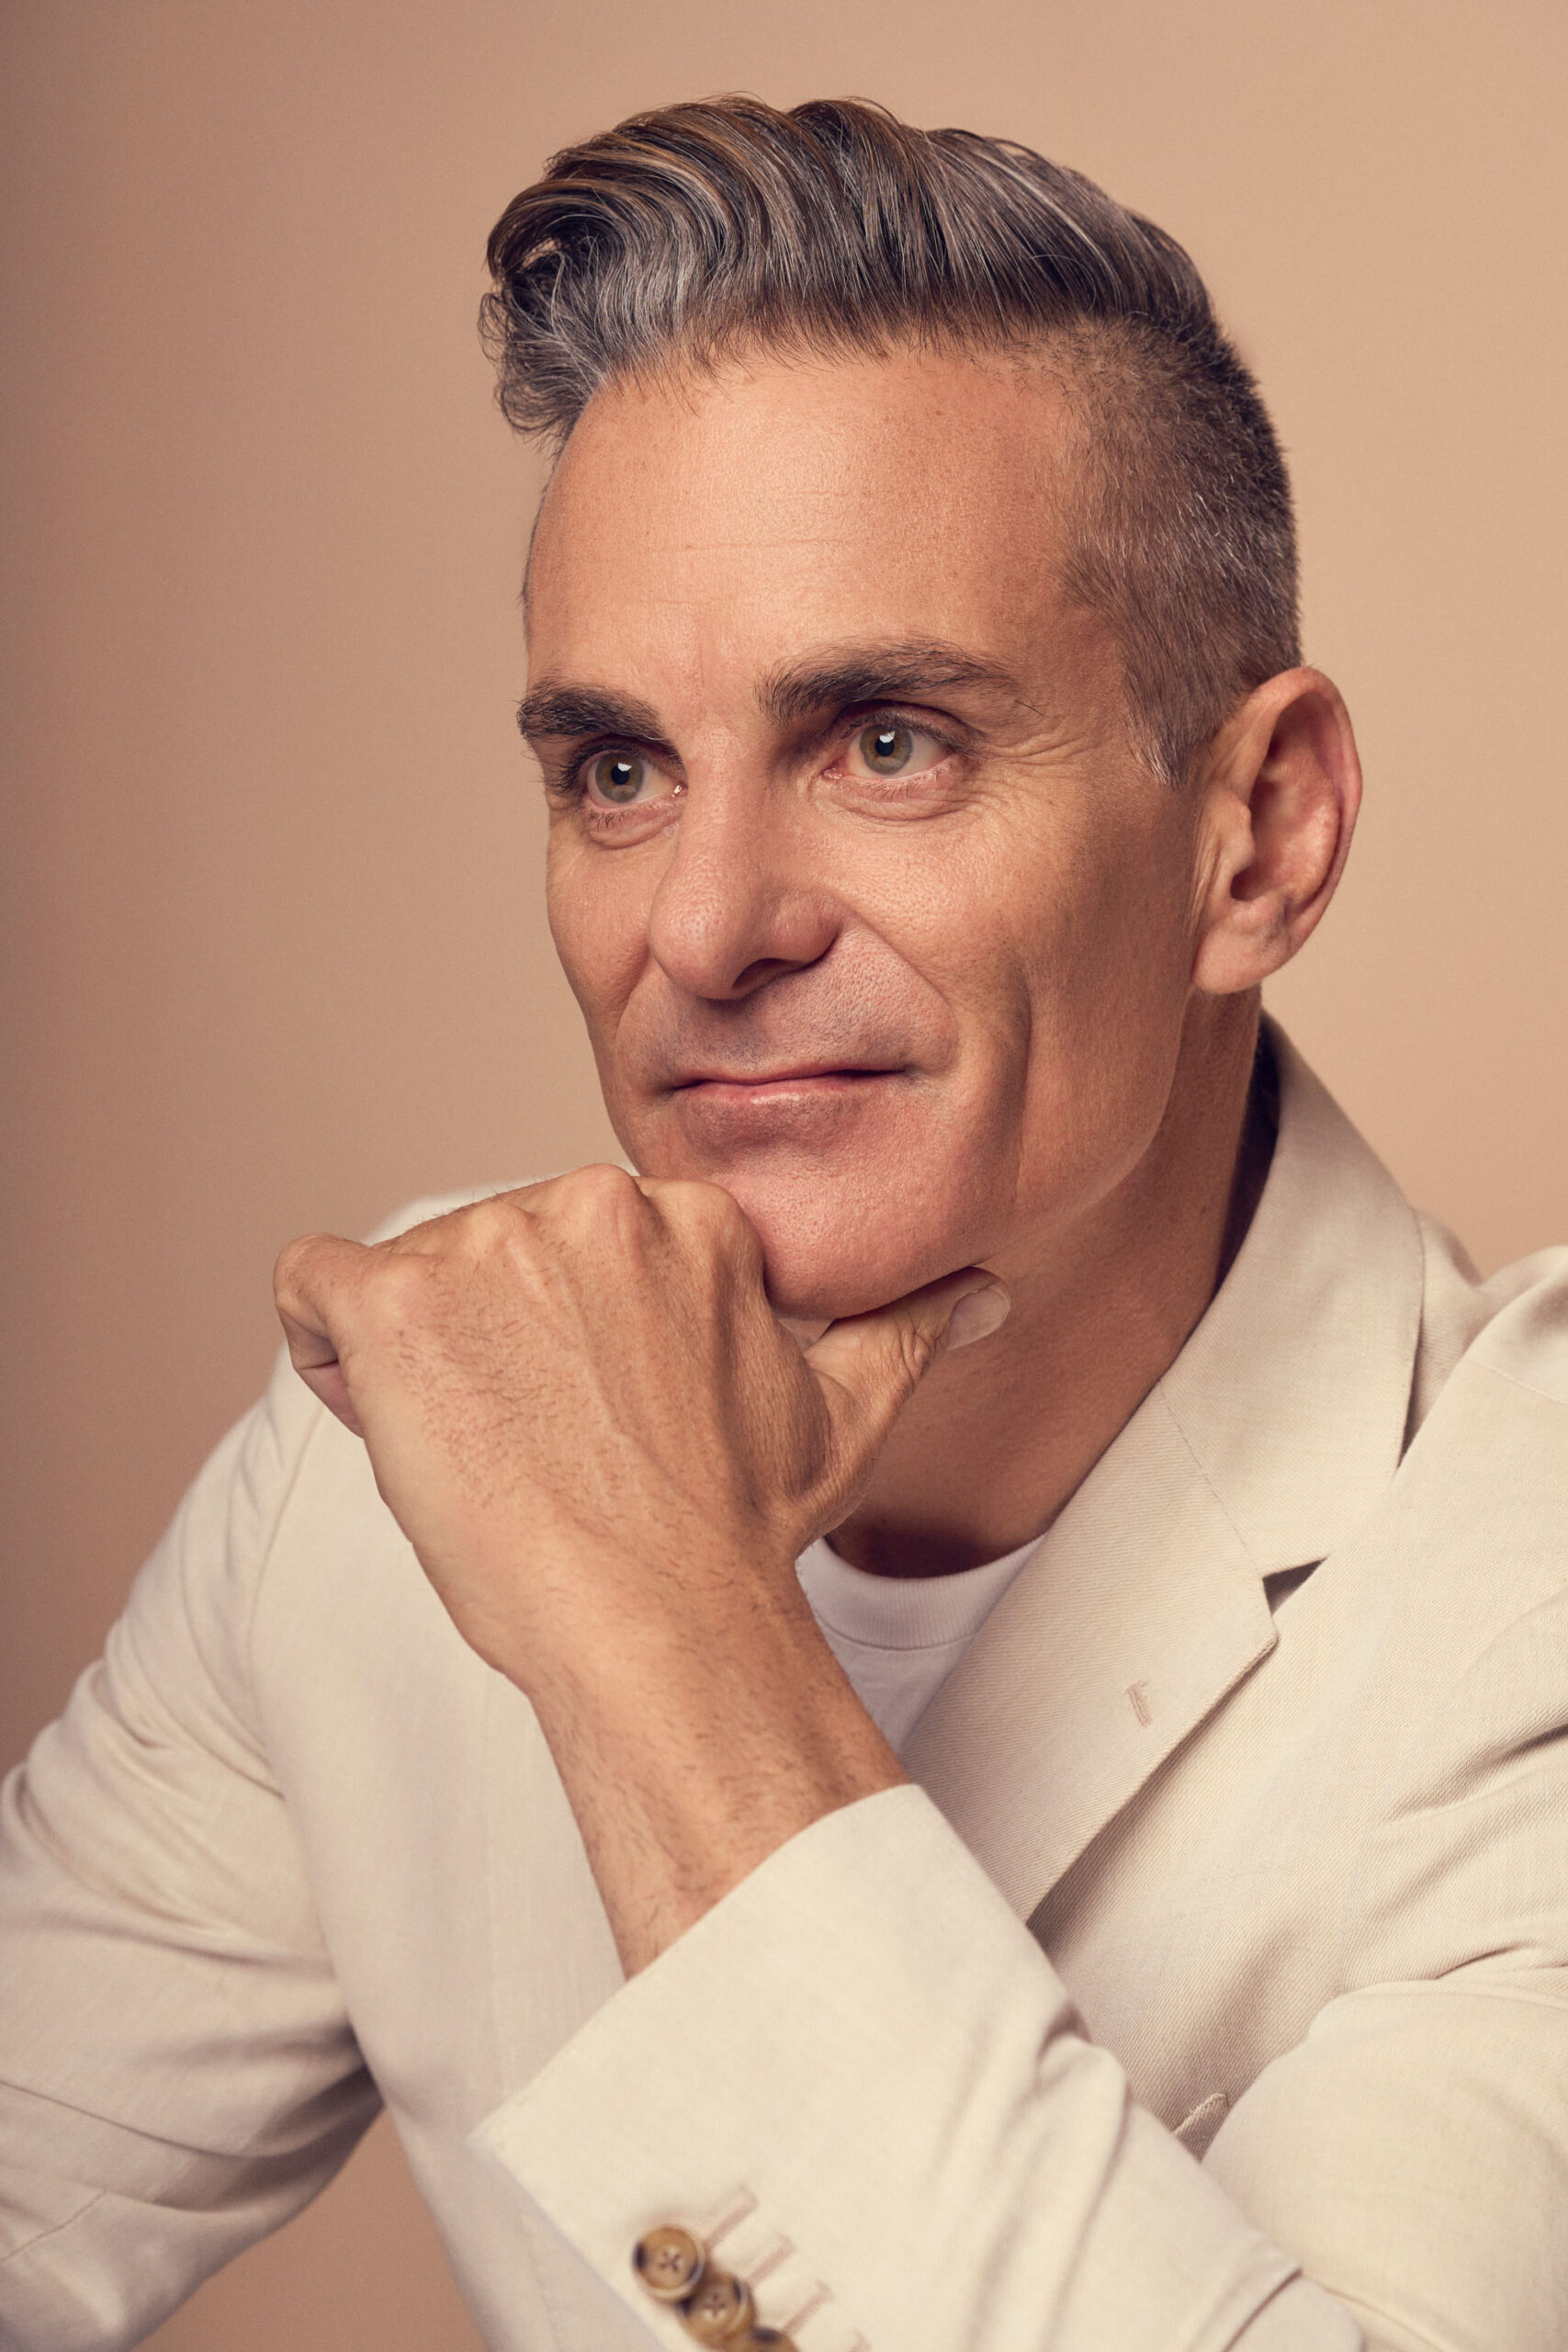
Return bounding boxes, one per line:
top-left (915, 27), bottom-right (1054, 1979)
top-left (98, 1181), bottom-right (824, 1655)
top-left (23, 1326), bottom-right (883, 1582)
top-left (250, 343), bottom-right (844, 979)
top-left (481, 96), bottom-right (1300, 783)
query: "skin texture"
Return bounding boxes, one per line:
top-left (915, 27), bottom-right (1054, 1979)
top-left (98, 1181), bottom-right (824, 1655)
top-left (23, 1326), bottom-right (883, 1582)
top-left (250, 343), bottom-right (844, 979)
top-left (276, 346), bottom-right (1361, 1972)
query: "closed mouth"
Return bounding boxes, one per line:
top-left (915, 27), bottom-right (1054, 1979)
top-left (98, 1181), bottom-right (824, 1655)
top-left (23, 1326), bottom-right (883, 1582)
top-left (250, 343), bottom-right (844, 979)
top-left (671, 1064), bottom-right (903, 1092)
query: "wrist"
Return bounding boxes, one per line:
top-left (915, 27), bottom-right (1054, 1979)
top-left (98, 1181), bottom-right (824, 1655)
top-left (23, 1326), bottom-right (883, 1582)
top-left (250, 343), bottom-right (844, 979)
top-left (521, 1586), bottom-right (905, 1974)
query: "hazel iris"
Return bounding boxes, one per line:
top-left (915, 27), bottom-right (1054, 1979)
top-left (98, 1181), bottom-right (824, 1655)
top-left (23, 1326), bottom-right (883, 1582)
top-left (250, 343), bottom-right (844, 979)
top-left (860, 724), bottom-right (915, 775)
top-left (592, 753), bottom-right (645, 803)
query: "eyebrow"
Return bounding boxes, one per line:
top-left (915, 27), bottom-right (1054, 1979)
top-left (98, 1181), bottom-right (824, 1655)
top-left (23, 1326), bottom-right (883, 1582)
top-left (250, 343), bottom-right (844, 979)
top-left (516, 684), bottom-right (668, 746)
top-left (760, 639), bottom-right (1024, 725)
top-left (515, 637), bottom-right (1024, 751)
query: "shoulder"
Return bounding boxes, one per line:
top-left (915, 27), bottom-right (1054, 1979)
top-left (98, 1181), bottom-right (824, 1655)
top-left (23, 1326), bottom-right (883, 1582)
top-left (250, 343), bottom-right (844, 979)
top-left (1401, 1238), bottom-right (1568, 1582)
top-left (1341, 1237), bottom-right (1568, 1771)
top-left (1339, 1248), bottom-right (1568, 1979)
top-left (1466, 1244), bottom-right (1568, 1404)
top-left (1410, 1213), bottom-right (1568, 1428)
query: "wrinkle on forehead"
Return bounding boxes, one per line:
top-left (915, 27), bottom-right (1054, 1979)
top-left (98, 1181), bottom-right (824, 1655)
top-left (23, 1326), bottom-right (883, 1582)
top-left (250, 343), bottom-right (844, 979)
top-left (521, 348), bottom-right (1109, 740)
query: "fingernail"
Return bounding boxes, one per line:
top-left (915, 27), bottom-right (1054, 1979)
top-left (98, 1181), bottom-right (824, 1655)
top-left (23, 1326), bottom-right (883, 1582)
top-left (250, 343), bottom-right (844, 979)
top-left (946, 1283), bottom-right (1011, 1350)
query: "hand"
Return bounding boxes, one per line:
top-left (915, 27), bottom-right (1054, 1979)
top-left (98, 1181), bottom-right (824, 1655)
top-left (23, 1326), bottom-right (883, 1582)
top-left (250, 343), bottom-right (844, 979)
top-left (273, 1165), bottom-right (1010, 1966)
top-left (274, 1165), bottom-right (1008, 1690)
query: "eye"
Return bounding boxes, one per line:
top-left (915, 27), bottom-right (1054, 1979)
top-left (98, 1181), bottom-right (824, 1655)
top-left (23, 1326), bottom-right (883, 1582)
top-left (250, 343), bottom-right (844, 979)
top-left (844, 719), bottom-right (945, 782)
top-left (586, 751), bottom-right (651, 807)
top-left (569, 743), bottom-right (682, 837)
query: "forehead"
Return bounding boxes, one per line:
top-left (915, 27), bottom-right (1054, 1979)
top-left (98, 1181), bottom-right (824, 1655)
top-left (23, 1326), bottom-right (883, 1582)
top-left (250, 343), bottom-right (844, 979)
top-left (525, 349), bottom-right (1087, 691)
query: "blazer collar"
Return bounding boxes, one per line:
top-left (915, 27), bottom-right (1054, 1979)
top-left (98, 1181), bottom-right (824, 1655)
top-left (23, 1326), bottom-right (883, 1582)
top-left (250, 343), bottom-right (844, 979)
top-left (902, 1020), bottom-right (1426, 1922)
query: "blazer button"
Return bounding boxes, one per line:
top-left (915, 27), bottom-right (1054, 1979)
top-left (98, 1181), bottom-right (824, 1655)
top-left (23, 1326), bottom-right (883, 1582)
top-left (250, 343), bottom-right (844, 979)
top-left (633, 2223), bottom-right (705, 2302)
top-left (680, 2265), bottom-right (755, 2342)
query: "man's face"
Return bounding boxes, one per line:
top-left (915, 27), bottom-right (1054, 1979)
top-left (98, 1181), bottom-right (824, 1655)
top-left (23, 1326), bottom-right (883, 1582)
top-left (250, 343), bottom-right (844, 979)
top-left (525, 348), bottom-right (1212, 1321)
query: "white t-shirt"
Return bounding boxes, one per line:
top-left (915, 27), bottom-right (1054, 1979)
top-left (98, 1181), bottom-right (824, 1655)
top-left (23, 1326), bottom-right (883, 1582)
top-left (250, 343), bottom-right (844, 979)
top-left (795, 1532), bottom-right (1043, 1752)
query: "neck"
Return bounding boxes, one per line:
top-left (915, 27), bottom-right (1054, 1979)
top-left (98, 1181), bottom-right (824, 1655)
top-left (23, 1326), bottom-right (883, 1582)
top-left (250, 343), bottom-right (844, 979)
top-left (829, 994), bottom-right (1272, 1578)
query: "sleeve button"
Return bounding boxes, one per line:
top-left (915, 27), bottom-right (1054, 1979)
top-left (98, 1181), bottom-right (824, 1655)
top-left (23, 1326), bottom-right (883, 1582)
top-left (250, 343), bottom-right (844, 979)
top-left (680, 2264), bottom-right (755, 2342)
top-left (633, 2223), bottom-right (706, 2302)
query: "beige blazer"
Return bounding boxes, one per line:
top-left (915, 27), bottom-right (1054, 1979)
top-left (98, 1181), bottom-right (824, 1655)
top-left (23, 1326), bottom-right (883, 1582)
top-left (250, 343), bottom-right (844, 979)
top-left (3, 1023), bottom-right (1567, 2352)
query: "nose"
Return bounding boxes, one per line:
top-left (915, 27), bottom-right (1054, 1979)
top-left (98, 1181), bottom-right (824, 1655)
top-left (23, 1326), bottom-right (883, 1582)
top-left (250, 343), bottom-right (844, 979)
top-left (646, 780), bottom-right (840, 1001)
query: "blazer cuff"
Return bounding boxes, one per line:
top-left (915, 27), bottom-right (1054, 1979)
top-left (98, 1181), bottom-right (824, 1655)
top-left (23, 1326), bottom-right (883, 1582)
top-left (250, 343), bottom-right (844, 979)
top-left (472, 1784), bottom-right (1327, 2352)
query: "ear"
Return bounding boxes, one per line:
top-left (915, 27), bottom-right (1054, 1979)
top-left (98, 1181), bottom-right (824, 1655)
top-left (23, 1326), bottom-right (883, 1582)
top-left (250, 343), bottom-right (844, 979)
top-left (1190, 667), bottom-right (1362, 997)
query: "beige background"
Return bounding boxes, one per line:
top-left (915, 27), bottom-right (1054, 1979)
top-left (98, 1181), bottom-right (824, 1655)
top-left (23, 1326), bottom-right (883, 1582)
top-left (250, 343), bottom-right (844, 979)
top-left (3, 1), bottom-right (1563, 2344)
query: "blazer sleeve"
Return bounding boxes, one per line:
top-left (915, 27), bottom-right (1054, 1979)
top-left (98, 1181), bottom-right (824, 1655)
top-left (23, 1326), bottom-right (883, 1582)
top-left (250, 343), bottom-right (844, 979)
top-left (473, 1786), bottom-right (1361, 2352)
top-left (0, 1350), bottom-right (378, 2352)
top-left (474, 1593), bottom-right (1568, 2352)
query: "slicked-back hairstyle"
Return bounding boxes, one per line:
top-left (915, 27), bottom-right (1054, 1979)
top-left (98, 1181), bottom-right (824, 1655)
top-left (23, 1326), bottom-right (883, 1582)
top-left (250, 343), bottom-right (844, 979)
top-left (481, 96), bottom-right (1300, 783)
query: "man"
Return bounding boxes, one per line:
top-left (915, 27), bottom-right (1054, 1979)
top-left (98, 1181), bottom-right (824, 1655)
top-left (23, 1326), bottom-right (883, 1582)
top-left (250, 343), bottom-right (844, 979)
top-left (2, 92), bottom-right (1565, 2352)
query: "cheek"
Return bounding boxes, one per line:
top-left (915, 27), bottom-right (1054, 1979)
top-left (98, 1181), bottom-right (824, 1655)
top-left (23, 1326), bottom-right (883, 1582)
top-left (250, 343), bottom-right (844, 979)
top-left (909, 804), bottom-right (1186, 1039)
top-left (1010, 827), bottom-right (1201, 1168)
top-left (545, 841), bottom-right (648, 1038)
top-left (1038, 850), bottom-right (1192, 1030)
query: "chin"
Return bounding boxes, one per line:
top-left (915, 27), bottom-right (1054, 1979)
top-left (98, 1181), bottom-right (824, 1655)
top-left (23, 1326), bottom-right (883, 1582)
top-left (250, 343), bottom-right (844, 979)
top-left (725, 1177), bottom-right (977, 1322)
top-left (616, 1085), bottom-right (1004, 1317)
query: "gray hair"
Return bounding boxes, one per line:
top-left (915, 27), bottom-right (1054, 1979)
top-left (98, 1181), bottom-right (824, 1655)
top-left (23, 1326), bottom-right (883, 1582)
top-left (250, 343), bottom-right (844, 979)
top-left (481, 96), bottom-right (1300, 783)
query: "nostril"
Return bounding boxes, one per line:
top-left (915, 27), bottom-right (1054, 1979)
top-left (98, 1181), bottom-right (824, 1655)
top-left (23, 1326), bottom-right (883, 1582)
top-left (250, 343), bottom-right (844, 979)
top-left (730, 956), bottom-right (808, 996)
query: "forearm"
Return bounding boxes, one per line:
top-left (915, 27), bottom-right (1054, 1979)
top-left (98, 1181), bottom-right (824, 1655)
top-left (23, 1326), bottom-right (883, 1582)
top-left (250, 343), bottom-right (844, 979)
top-left (271, 1174), bottom-right (1000, 1968)
top-left (519, 1565), bottom-right (907, 1975)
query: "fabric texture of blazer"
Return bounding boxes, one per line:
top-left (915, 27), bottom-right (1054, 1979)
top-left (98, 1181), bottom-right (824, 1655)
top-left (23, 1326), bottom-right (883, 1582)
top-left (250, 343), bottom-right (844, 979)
top-left (3, 1020), bottom-right (1567, 2351)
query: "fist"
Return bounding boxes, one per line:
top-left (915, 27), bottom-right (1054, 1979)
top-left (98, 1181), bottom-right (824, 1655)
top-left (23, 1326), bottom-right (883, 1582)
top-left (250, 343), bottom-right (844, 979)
top-left (274, 1167), bottom-right (1008, 1695)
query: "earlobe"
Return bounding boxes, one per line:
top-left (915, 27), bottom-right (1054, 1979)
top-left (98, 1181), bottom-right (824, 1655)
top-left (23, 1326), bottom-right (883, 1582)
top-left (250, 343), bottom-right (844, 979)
top-left (1190, 667), bottom-right (1361, 998)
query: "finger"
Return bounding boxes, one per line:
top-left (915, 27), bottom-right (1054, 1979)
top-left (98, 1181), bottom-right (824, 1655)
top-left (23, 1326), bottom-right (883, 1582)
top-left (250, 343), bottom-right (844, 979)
top-left (803, 1268), bottom-right (1010, 1457)
top-left (273, 1232), bottom-right (372, 1435)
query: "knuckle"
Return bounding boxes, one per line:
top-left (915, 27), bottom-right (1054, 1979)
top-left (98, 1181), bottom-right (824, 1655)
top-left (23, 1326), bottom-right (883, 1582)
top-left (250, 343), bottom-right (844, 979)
top-left (559, 1162), bottom-right (643, 1222)
top-left (462, 1193), bottom-right (526, 1250)
top-left (632, 1175), bottom-right (715, 1232)
top-left (367, 1248), bottom-right (434, 1327)
top-left (888, 1315), bottom-right (940, 1391)
top-left (678, 1181), bottom-right (755, 1249)
top-left (581, 1161), bottom-right (641, 1196)
top-left (272, 1238), bottom-right (305, 1300)
top-left (272, 1232), bottom-right (334, 1306)
top-left (686, 1188), bottom-right (764, 1288)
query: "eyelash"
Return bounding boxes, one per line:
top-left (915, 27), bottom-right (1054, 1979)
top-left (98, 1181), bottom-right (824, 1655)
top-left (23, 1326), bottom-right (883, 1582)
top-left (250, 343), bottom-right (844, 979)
top-left (563, 745), bottom-right (682, 834)
top-left (563, 707), bottom-right (961, 831)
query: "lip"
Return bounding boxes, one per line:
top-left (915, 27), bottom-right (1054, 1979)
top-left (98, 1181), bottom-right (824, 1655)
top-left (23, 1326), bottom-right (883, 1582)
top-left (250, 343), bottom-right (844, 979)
top-left (671, 1065), bottom-right (904, 1096)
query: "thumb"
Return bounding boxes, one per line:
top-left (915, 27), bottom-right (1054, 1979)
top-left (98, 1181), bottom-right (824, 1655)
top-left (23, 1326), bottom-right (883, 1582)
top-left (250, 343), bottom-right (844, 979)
top-left (803, 1267), bottom-right (1011, 1463)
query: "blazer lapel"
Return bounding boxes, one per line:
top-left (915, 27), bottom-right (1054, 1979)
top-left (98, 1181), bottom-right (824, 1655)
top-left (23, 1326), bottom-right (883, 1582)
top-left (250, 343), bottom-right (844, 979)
top-left (904, 1021), bottom-right (1426, 1926)
top-left (903, 1386), bottom-right (1276, 1918)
